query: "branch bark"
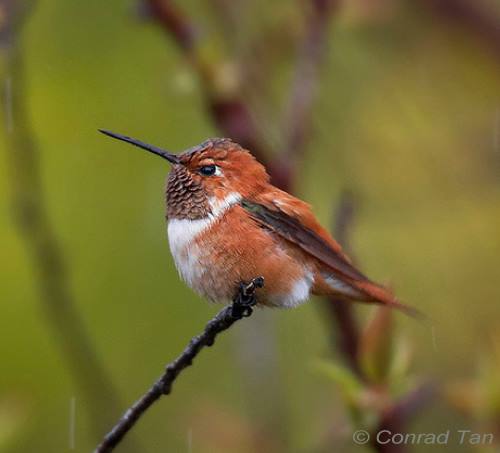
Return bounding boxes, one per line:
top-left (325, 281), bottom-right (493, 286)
top-left (94, 278), bottom-right (264, 453)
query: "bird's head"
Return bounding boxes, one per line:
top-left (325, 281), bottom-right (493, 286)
top-left (99, 130), bottom-right (269, 220)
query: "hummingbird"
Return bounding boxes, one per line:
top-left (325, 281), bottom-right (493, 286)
top-left (100, 130), bottom-right (415, 315)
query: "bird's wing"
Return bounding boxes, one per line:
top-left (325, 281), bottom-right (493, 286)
top-left (241, 191), bottom-right (422, 318)
top-left (241, 191), bottom-right (367, 282)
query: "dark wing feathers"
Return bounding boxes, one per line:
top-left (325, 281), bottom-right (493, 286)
top-left (241, 199), bottom-right (367, 281)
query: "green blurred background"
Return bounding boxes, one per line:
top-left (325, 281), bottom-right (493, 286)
top-left (1, 1), bottom-right (500, 452)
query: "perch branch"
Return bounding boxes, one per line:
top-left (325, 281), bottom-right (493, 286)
top-left (94, 277), bottom-right (264, 453)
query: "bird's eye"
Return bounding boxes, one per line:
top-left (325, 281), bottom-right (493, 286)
top-left (199, 165), bottom-right (217, 176)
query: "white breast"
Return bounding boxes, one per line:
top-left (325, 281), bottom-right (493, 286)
top-left (167, 192), bottom-right (241, 290)
top-left (167, 217), bottom-right (210, 289)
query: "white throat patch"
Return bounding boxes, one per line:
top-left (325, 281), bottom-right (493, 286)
top-left (167, 191), bottom-right (242, 248)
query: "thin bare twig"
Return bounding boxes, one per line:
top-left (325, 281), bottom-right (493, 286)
top-left (94, 278), bottom-right (264, 453)
top-left (1, 0), bottom-right (132, 446)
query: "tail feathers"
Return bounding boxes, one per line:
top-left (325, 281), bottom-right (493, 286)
top-left (320, 272), bottom-right (424, 319)
top-left (352, 279), bottom-right (424, 319)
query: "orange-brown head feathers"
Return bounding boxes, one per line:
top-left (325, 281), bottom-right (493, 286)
top-left (177, 138), bottom-right (269, 195)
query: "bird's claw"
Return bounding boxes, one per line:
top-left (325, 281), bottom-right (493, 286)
top-left (231, 276), bottom-right (264, 318)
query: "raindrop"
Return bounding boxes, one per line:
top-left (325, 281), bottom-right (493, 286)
top-left (431, 325), bottom-right (438, 353)
top-left (68, 396), bottom-right (76, 450)
top-left (493, 108), bottom-right (500, 154)
top-left (4, 76), bottom-right (13, 134)
top-left (187, 427), bottom-right (193, 453)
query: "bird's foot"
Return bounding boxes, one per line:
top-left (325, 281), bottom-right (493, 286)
top-left (231, 276), bottom-right (265, 318)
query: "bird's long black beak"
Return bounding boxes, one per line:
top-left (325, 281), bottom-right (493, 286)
top-left (99, 129), bottom-right (180, 164)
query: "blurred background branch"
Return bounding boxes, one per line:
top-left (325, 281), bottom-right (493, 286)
top-left (144, 0), bottom-right (270, 168)
top-left (0, 1), bottom-right (135, 450)
top-left (325, 192), bottom-right (363, 378)
top-left (421, 0), bottom-right (500, 60)
top-left (277, 0), bottom-right (339, 188)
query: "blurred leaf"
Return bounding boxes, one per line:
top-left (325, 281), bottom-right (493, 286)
top-left (446, 332), bottom-right (500, 423)
top-left (359, 307), bottom-right (393, 384)
top-left (387, 334), bottom-right (414, 393)
top-left (314, 359), bottom-right (364, 403)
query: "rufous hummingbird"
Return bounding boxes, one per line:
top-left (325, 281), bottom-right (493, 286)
top-left (100, 130), bottom-right (415, 315)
